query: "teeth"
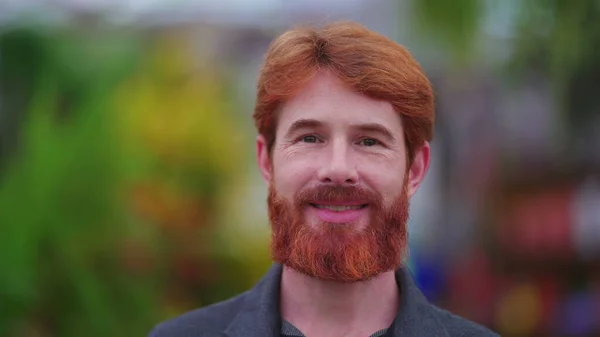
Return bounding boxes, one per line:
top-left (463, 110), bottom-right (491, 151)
top-left (314, 205), bottom-right (363, 211)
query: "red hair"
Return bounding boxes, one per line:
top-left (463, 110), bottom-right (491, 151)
top-left (253, 21), bottom-right (434, 164)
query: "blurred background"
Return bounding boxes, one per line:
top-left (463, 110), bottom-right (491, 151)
top-left (1, 0), bottom-right (599, 336)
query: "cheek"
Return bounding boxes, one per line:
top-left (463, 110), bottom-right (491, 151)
top-left (357, 156), bottom-right (406, 200)
top-left (273, 156), bottom-right (316, 197)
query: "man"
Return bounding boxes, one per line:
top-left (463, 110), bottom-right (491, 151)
top-left (148, 22), bottom-right (499, 337)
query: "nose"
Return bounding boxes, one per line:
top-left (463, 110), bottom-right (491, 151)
top-left (317, 141), bottom-right (359, 185)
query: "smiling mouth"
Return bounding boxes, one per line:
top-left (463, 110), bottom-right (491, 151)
top-left (310, 204), bottom-right (368, 211)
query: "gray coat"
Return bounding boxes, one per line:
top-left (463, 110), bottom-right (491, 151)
top-left (148, 264), bottom-right (499, 337)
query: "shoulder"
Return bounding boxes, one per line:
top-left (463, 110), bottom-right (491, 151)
top-left (428, 304), bottom-right (500, 337)
top-left (147, 292), bottom-right (249, 337)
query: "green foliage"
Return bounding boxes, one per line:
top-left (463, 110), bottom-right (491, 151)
top-left (412, 0), bottom-right (600, 78)
top-left (508, 0), bottom-right (600, 83)
top-left (412, 0), bottom-right (483, 63)
top-left (111, 29), bottom-right (258, 318)
top-left (0, 22), bottom-right (269, 337)
top-left (411, 0), bottom-right (600, 137)
top-left (0, 27), bottom-right (159, 337)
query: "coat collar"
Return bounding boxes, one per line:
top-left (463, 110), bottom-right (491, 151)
top-left (223, 264), bottom-right (282, 337)
top-left (224, 263), bottom-right (449, 337)
top-left (390, 265), bottom-right (450, 337)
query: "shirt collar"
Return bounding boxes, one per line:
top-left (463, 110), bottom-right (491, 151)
top-left (224, 263), bottom-right (448, 337)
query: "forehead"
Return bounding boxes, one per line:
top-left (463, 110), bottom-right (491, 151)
top-left (276, 71), bottom-right (403, 135)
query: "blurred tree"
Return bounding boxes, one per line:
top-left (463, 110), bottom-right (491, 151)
top-left (113, 26), bottom-right (256, 318)
top-left (0, 29), bottom-right (48, 173)
top-left (0, 26), bottom-right (159, 337)
top-left (1, 20), bottom-right (270, 337)
top-left (412, 0), bottom-right (600, 157)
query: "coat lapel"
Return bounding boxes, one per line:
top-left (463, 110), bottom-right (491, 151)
top-left (224, 264), bottom-right (283, 337)
top-left (391, 268), bottom-right (449, 337)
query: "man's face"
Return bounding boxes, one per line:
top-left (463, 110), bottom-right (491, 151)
top-left (257, 71), bottom-right (429, 282)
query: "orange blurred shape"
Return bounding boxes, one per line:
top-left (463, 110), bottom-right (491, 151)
top-left (172, 253), bottom-right (218, 284)
top-left (495, 282), bottom-right (542, 336)
top-left (120, 239), bottom-right (157, 276)
top-left (499, 188), bottom-right (574, 259)
top-left (130, 182), bottom-right (209, 233)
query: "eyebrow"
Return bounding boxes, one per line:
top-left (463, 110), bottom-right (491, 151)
top-left (354, 123), bottom-right (396, 142)
top-left (285, 118), bottom-right (324, 138)
top-left (285, 118), bottom-right (397, 142)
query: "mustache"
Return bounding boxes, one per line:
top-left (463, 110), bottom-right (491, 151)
top-left (294, 185), bottom-right (382, 206)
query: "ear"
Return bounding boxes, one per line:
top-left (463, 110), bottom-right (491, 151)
top-left (406, 141), bottom-right (430, 198)
top-left (256, 134), bottom-right (272, 185)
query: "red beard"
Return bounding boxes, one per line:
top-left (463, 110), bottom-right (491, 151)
top-left (268, 181), bottom-right (410, 283)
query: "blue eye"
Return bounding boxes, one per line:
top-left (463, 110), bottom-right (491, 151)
top-left (301, 135), bottom-right (319, 143)
top-left (360, 138), bottom-right (380, 146)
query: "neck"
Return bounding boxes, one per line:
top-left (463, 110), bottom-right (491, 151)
top-left (279, 266), bottom-right (399, 337)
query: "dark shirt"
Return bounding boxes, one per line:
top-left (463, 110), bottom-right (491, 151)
top-left (148, 263), bottom-right (500, 337)
top-left (281, 320), bottom-right (389, 337)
